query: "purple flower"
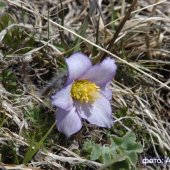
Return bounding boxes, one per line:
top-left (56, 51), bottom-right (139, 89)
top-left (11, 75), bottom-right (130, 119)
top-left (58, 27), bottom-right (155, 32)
top-left (51, 52), bottom-right (117, 137)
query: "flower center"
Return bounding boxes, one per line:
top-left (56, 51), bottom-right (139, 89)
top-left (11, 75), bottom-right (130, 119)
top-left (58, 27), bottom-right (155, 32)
top-left (71, 80), bottom-right (100, 103)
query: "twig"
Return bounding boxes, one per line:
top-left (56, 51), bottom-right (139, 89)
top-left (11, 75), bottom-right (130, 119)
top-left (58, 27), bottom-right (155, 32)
top-left (106, 0), bottom-right (137, 53)
top-left (42, 152), bottom-right (103, 168)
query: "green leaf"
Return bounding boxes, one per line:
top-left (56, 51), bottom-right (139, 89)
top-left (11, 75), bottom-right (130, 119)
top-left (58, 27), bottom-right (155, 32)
top-left (83, 131), bottom-right (143, 169)
top-left (111, 135), bottom-right (123, 146)
top-left (126, 151), bottom-right (138, 165)
top-left (122, 131), bottom-right (136, 146)
top-left (83, 140), bottom-right (96, 153)
top-left (101, 146), bottom-right (114, 164)
top-left (90, 144), bottom-right (102, 160)
top-left (110, 160), bottom-right (130, 170)
top-left (126, 143), bottom-right (143, 153)
top-left (22, 121), bottom-right (56, 164)
top-left (99, 153), bottom-right (129, 170)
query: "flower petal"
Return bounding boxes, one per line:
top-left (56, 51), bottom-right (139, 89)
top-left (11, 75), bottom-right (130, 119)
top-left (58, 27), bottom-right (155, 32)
top-left (51, 84), bottom-right (73, 110)
top-left (76, 94), bottom-right (114, 128)
top-left (55, 107), bottom-right (82, 137)
top-left (101, 82), bottom-right (112, 100)
top-left (80, 58), bottom-right (117, 86)
top-left (66, 52), bottom-right (92, 85)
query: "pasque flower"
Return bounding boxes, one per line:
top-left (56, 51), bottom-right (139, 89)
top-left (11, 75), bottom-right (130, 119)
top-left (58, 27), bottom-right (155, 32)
top-left (51, 52), bottom-right (117, 137)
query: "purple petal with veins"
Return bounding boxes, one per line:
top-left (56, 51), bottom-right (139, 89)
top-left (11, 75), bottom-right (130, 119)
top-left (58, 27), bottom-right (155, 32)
top-left (65, 52), bottom-right (92, 85)
top-left (80, 58), bottom-right (117, 87)
top-left (55, 107), bottom-right (82, 138)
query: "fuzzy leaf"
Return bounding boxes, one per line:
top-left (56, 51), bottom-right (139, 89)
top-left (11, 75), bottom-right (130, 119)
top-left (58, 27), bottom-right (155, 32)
top-left (111, 135), bottom-right (123, 146)
top-left (90, 144), bottom-right (102, 160)
top-left (126, 151), bottom-right (138, 165)
top-left (122, 131), bottom-right (136, 147)
top-left (101, 146), bottom-right (114, 164)
top-left (126, 143), bottom-right (143, 153)
top-left (83, 140), bottom-right (96, 154)
top-left (83, 132), bottom-right (143, 169)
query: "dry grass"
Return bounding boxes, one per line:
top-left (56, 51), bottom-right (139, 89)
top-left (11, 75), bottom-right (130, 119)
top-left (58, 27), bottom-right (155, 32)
top-left (0, 0), bottom-right (170, 169)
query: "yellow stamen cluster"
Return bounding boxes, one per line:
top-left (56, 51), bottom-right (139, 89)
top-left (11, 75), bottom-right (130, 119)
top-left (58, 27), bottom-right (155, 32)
top-left (71, 80), bottom-right (100, 103)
